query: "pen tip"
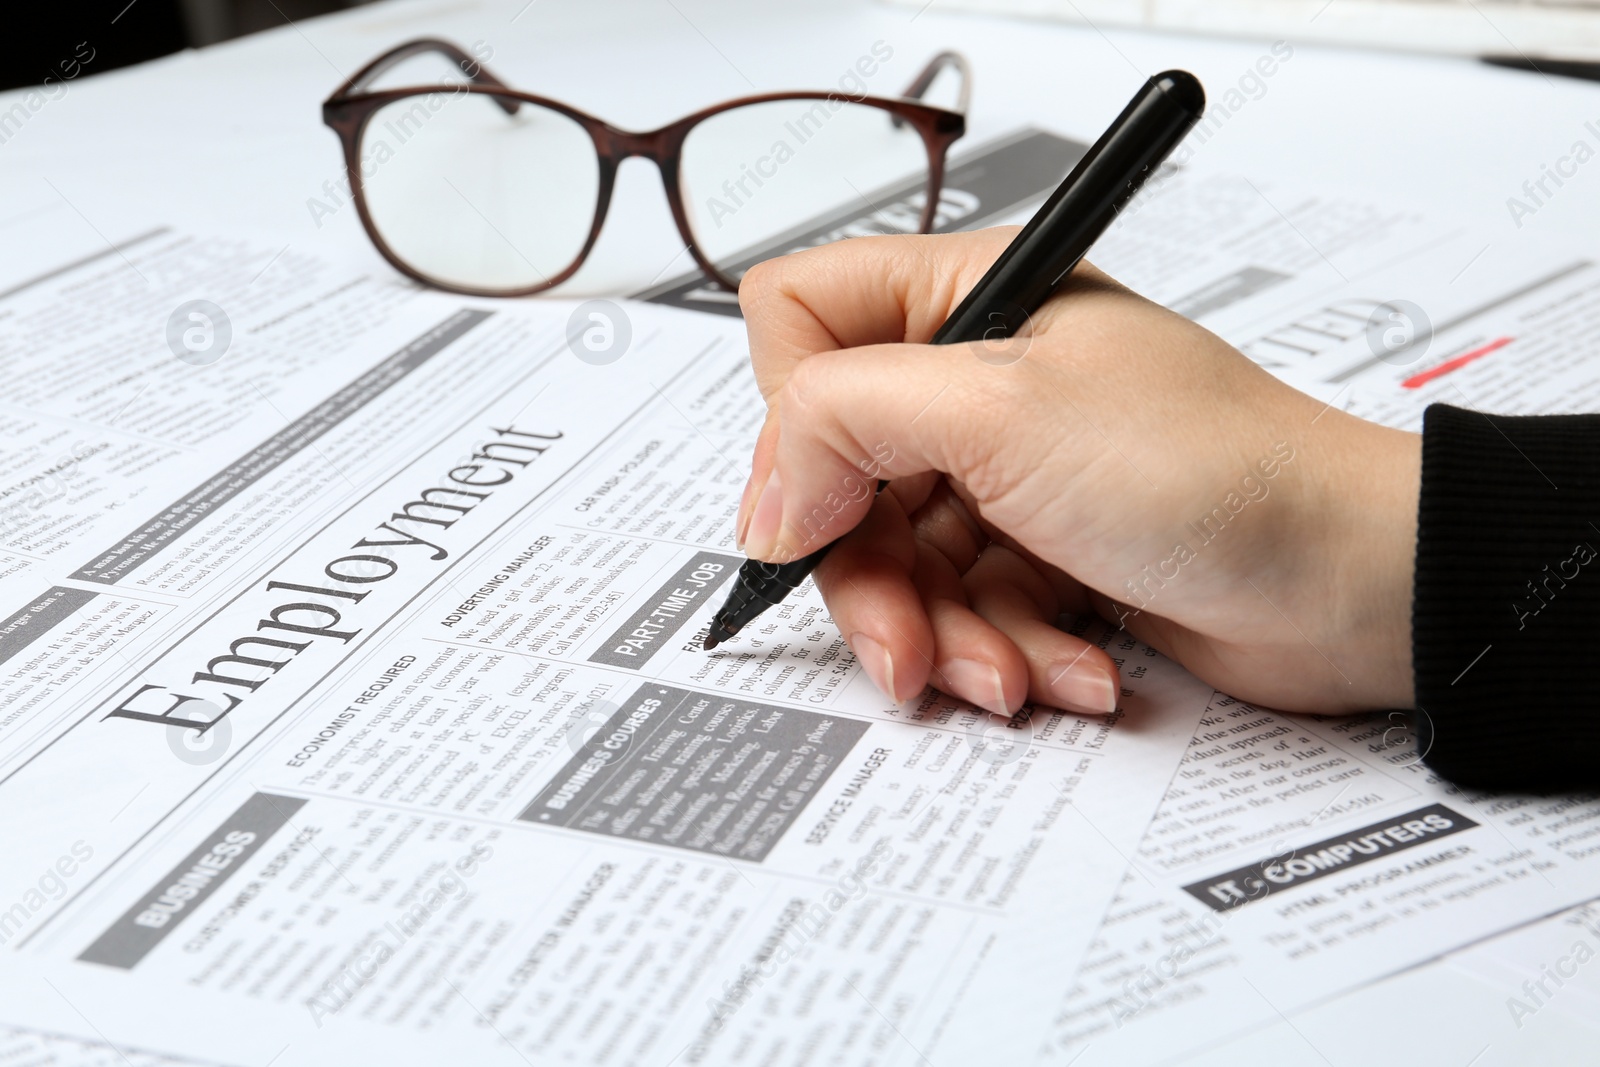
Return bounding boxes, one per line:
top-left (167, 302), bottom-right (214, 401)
top-left (703, 621), bottom-right (737, 651)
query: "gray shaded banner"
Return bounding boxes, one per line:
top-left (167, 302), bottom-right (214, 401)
top-left (70, 309), bottom-right (493, 585)
top-left (1182, 803), bottom-right (1478, 913)
top-left (636, 127), bottom-right (1088, 317)
top-left (588, 551), bottom-right (739, 668)
top-left (0, 586), bottom-right (96, 667)
top-left (79, 792), bottom-right (307, 969)
top-left (519, 683), bottom-right (869, 862)
top-left (1168, 266), bottom-right (1291, 321)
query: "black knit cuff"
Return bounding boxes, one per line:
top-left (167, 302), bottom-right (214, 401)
top-left (1413, 403), bottom-right (1600, 790)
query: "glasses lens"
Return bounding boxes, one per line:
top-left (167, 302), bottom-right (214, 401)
top-left (680, 99), bottom-right (932, 284)
top-left (358, 90), bottom-right (599, 293)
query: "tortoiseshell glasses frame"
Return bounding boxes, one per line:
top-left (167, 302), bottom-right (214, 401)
top-left (321, 38), bottom-right (970, 296)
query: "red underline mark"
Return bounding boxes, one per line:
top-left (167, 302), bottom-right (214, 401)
top-left (1401, 336), bottom-right (1514, 389)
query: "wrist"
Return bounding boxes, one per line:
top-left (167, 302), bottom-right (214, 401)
top-left (1318, 417), bottom-right (1420, 708)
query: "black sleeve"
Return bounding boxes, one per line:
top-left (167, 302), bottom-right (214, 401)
top-left (1412, 403), bottom-right (1600, 790)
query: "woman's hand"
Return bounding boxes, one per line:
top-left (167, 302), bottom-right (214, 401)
top-left (733, 228), bottom-right (1420, 718)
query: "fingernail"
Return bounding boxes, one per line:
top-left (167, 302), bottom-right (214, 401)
top-left (735, 475), bottom-right (756, 549)
top-left (743, 468), bottom-right (784, 558)
top-left (1049, 661), bottom-right (1118, 714)
top-left (851, 633), bottom-right (897, 702)
top-left (942, 658), bottom-right (1009, 716)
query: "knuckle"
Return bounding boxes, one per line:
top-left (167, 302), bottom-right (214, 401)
top-left (736, 257), bottom-right (785, 319)
top-left (781, 352), bottom-right (833, 414)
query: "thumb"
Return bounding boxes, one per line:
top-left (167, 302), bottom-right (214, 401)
top-left (742, 339), bottom-right (1042, 562)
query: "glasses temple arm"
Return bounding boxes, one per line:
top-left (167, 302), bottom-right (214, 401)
top-left (328, 37), bottom-right (520, 115)
top-left (899, 51), bottom-right (971, 114)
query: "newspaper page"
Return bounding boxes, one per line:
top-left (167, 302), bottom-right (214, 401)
top-left (644, 152), bottom-right (1600, 1064)
top-left (1023, 178), bottom-right (1600, 1063)
top-left (0, 227), bottom-right (1215, 1066)
top-left (6, 135), bottom-right (1591, 1067)
top-left (1044, 695), bottom-right (1600, 1063)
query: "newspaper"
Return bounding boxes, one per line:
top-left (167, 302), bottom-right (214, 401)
top-left (0, 227), bottom-right (1215, 1066)
top-left (8, 141), bottom-right (1600, 1066)
top-left (1032, 175), bottom-right (1600, 1062)
top-left (1046, 697), bottom-right (1600, 1062)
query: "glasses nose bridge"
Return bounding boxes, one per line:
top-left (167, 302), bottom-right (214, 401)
top-left (604, 125), bottom-right (672, 166)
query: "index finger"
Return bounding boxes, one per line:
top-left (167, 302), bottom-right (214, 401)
top-left (737, 227), bottom-right (1020, 401)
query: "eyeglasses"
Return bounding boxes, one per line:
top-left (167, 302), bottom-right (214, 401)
top-left (322, 38), bottom-right (969, 296)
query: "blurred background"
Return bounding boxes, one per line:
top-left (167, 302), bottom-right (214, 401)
top-left (9, 0), bottom-right (1600, 94)
top-left (1, 0), bottom-right (379, 90)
